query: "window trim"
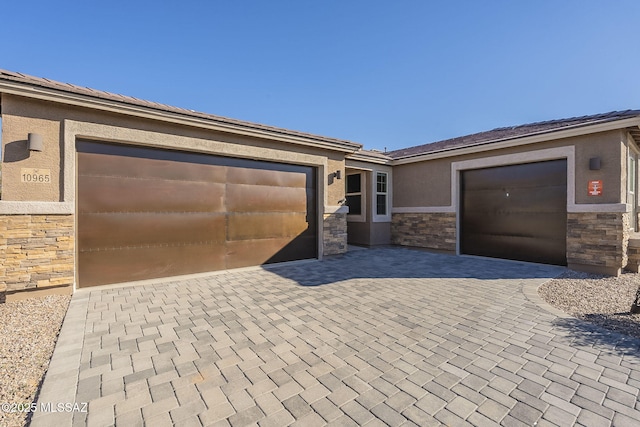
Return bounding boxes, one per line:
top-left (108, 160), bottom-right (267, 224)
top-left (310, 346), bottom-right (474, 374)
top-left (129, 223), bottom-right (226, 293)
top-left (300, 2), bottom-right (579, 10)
top-left (373, 169), bottom-right (391, 222)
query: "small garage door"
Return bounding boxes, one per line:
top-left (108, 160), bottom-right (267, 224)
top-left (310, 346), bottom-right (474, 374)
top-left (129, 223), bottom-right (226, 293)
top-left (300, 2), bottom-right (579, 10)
top-left (77, 141), bottom-right (317, 287)
top-left (461, 159), bottom-right (567, 265)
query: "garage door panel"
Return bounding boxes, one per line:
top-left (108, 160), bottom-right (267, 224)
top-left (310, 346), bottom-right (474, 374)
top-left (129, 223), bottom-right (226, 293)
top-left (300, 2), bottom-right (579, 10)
top-left (226, 238), bottom-right (293, 269)
top-left (463, 212), bottom-right (567, 239)
top-left (78, 176), bottom-right (226, 213)
top-left (226, 184), bottom-right (311, 212)
top-left (227, 165), bottom-right (312, 188)
top-left (462, 233), bottom-right (567, 265)
top-left (227, 213), bottom-right (311, 240)
top-left (265, 235), bottom-right (317, 263)
top-left (461, 160), bottom-right (567, 265)
top-left (78, 213), bottom-right (226, 249)
top-left (77, 150), bottom-right (227, 183)
top-left (464, 163), bottom-right (566, 190)
top-left (463, 186), bottom-right (567, 214)
top-left (79, 244), bottom-right (226, 287)
top-left (77, 141), bottom-right (318, 288)
top-left (226, 236), bottom-right (317, 269)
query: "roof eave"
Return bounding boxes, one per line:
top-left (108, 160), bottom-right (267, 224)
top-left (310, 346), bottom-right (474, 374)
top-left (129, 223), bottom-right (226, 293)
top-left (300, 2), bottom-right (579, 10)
top-left (0, 81), bottom-right (362, 154)
top-left (391, 117), bottom-right (640, 165)
top-left (346, 151), bottom-right (393, 165)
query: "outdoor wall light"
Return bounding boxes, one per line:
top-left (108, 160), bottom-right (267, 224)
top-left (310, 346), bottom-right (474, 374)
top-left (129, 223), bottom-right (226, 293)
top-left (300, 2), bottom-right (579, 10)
top-left (28, 133), bottom-right (44, 152)
top-left (589, 157), bottom-right (601, 170)
top-left (328, 170), bottom-right (342, 184)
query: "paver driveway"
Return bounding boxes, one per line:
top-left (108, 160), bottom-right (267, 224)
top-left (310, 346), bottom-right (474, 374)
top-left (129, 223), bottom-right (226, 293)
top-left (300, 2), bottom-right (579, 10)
top-left (31, 248), bottom-right (640, 426)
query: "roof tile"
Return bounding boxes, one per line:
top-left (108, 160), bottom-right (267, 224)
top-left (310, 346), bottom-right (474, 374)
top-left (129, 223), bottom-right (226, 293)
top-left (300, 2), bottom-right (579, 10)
top-left (387, 109), bottom-right (640, 159)
top-left (0, 68), bottom-right (360, 148)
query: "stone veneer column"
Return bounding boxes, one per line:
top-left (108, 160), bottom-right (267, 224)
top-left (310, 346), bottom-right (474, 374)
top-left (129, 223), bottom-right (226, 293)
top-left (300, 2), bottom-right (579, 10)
top-left (323, 212), bottom-right (347, 256)
top-left (0, 214), bottom-right (74, 298)
top-left (391, 212), bottom-right (457, 251)
top-left (567, 212), bottom-right (630, 276)
top-left (625, 235), bottom-right (640, 273)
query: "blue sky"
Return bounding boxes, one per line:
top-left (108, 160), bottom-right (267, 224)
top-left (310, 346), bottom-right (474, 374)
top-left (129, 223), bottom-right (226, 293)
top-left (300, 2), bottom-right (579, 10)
top-left (2, 1), bottom-right (639, 151)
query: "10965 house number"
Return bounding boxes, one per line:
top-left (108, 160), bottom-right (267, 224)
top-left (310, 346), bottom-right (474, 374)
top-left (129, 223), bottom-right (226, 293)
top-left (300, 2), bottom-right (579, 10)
top-left (21, 168), bottom-right (51, 183)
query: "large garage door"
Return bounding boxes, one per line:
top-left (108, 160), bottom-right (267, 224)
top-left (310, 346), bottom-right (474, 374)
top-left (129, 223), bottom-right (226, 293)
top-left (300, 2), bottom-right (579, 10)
top-left (461, 159), bottom-right (567, 265)
top-left (77, 141), bottom-right (317, 287)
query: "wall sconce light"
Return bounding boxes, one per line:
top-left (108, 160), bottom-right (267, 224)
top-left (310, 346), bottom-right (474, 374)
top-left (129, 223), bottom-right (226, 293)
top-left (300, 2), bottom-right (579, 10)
top-left (589, 157), bottom-right (601, 170)
top-left (328, 170), bottom-right (342, 184)
top-left (28, 133), bottom-right (44, 152)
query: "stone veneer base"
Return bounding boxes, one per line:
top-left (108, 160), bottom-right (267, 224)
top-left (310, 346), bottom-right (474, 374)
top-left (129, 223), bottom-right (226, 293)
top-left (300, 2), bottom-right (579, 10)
top-left (391, 212), bottom-right (456, 252)
top-left (626, 235), bottom-right (640, 273)
top-left (323, 212), bottom-right (348, 256)
top-left (1, 214), bottom-right (74, 296)
top-left (567, 212), bottom-right (629, 276)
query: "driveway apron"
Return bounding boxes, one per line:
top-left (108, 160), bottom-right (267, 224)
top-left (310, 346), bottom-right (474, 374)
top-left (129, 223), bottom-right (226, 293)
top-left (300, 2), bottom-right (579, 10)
top-left (31, 248), bottom-right (640, 427)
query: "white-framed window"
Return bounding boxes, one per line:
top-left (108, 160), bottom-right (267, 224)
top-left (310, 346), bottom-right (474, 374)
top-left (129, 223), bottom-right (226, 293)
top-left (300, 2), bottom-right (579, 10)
top-left (373, 170), bottom-right (391, 222)
top-left (376, 172), bottom-right (388, 216)
top-left (346, 172), bottom-right (365, 222)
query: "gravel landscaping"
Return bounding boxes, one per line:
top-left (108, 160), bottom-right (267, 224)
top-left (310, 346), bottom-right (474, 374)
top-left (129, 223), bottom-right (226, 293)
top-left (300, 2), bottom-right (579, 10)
top-left (539, 269), bottom-right (640, 339)
top-left (0, 294), bottom-right (71, 427)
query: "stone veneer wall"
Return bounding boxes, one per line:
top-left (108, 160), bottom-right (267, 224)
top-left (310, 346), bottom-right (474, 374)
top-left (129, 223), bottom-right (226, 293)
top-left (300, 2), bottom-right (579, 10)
top-left (567, 212), bottom-right (630, 275)
top-left (323, 212), bottom-right (347, 255)
top-left (391, 212), bottom-right (457, 251)
top-left (0, 215), bottom-right (74, 296)
top-left (626, 236), bottom-right (640, 273)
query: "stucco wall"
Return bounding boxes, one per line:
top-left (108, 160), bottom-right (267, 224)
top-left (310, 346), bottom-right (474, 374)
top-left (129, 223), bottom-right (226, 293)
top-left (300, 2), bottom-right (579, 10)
top-left (326, 156), bottom-right (346, 206)
top-left (1, 95), bottom-right (348, 206)
top-left (393, 130), bottom-right (626, 207)
top-left (392, 159), bottom-right (451, 207)
top-left (1, 114), bottom-right (62, 201)
top-left (347, 221), bottom-right (391, 246)
top-left (347, 221), bottom-right (369, 246)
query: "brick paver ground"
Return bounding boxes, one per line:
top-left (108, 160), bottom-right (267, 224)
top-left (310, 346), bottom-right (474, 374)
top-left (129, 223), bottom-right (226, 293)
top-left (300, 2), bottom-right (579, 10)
top-left (31, 248), bottom-right (640, 426)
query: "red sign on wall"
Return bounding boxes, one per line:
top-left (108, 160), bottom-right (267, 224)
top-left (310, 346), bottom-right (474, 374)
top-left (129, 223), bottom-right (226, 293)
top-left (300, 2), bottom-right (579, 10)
top-left (588, 180), bottom-right (603, 196)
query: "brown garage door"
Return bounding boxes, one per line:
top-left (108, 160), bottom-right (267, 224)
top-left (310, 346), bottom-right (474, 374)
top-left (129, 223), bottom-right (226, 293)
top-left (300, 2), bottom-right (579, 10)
top-left (77, 141), bottom-right (317, 287)
top-left (460, 159), bottom-right (567, 265)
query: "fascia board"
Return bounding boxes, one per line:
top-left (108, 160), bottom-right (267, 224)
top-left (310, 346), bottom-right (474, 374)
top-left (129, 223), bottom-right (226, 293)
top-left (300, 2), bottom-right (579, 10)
top-left (0, 82), bottom-right (362, 153)
top-left (346, 152), bottom-right (393, 165)
top-left (391, 118), bottom-right (640, 165)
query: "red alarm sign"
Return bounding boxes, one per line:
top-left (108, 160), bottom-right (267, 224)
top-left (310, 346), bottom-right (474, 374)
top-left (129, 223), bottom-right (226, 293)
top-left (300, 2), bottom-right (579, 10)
top-left (588, 180), bottom-right (603, 196)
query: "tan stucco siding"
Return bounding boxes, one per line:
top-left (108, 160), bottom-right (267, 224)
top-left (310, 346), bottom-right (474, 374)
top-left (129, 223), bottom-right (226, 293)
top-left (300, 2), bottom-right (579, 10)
top-left (392, 159), bottom-right (451, 207)
top-left (326, 155), bottom-right (346, 205)
top-left (1, 95), bottom-right (348, 205)
top-left (393, 130), bottom-right (625, 207)
top-left (1, 112), bottom-right (61, 201)
top-left (572, 130), bottom-right (624, 204)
